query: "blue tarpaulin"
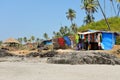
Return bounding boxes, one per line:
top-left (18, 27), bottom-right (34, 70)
top-left (63, 36), bottom-right (71, 46)
top-left (101, 32), bottom-right (116, 50)
top-left (43, 40), bottom-right (52, 45)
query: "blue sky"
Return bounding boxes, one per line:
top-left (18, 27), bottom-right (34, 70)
top-left (0, 0), bottom-right (117, 41)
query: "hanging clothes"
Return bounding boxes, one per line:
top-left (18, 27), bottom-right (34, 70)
top-left (88, 34), bottom-right (91, 42)
top-left (91, 34), bottom-right (94, 42)
top-left (75, 34), bottom-right (79, 44)
top-left (94, 33), bottom-right (98, 42)
top-left (97, 33), bottom-right (102, 47)
top-left (81, 34), bottom-right (85, 39)
top-left (84, 34), bottom-right (88, 42)
top-left (58, 38), bottom-right (65, 47)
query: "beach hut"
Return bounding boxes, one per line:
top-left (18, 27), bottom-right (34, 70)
top-left (77, 30), bottom-right (119, 50)
top-left (37, 39), bottom-right (53, 51)
top-left (4, 38), bottom-right (20, 44)
top-left (42, 39), bottom-right (52, 45)
top-left (2, 38), bottom-right (20, 50)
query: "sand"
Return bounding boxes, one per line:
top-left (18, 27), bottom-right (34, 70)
top-left (0, 62), bottom-right (120, 80)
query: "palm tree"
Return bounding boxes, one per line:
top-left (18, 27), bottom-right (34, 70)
top-left (18, 38), bottom-right (23, 44)
top-left (28, 39), bottom-right (32, 43)
top-left (53, 31), bottom-right (56, 35)
top-left (66, 8), bottom-right (76, 25)
top-left (23, 37), bottom-right (27, 44)
top-left (36, 38), bottom-right (41, 44)
top-left (116, 0), bottom-right (120, 16)
top-left (0, 41), bottom-right (2, 46)
top-left (104, 0), bottom-right (106, 14)
top-left (110, 0), bottom-right (117, 15)
top-left (81, 0), bottom-right (98, 24)
top-left (56, 32), bottom-right (61, 37)
top-left (59, 26), bottom-right (65, 36)
top-left (70, 23), bottom-right (78, 34)
top-left (31, 36), bottom-right (35, 43)
top-left (43, 33), bottom-right (49, 40)
top-left (64, 26), bottom-right (71, 35)
top-left (96, 0), bottom-right (111, 30)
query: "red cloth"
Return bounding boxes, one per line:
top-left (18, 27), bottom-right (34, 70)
top-left (58, 38), bottom-right (65, 47)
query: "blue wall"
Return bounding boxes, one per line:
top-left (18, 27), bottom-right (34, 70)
top-left (101, 32), bottom-right (116, 50)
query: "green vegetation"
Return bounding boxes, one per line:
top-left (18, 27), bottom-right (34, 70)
top-left (78, 17), bottom-right (120, 32)
top-left (43, 33), bottom-right (49, 40)
top-left (66, 8), bottom-right (76, 25)
top-left (81, 0), bottom-right (98, 24)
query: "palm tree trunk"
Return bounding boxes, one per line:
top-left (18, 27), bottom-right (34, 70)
top-left (104, 0), bottom-right (106, 15)
top-left (111, 0), bottom-right (117, 15)
top-left (97, 0), bottom-right (111, 31)
top-left (117, 4), bottom-right (120, 16)
top-left (71, 20), bottom-right (73, 25)
top-left (117, 9), bottom-right (120, 16)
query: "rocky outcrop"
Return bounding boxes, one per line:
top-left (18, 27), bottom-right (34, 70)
top-left (0, 49), bottom-right (14, 57)
top-left (26, 51), bottom-right (57, 57)
top-left (47, 51), bottom-right (120, 65)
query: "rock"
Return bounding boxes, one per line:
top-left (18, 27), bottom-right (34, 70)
top-left (26, 52), bottom-right (40, 57)
top-left (47, 51), bottom-right (120, 65)
top-left (0, 49), bottom-right (13, 57)
top-left (40, 51), bottom-right (57, 57)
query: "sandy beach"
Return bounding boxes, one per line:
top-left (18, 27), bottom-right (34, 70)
top-left (0, 62), bottom-right (120, 80)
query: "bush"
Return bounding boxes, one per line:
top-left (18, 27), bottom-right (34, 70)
top-left (116, 36), bottom-right (120, 45)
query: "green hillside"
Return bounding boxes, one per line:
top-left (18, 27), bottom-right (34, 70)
top-left (78, 17), bottom-right (120, 32)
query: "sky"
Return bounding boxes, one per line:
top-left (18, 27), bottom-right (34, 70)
top-left (0, 0), bottom-right (117, 41)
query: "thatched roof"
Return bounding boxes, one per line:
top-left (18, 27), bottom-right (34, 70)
top-left (4, 38), bottom-right (20, 44)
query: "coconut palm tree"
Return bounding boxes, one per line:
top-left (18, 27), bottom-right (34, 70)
top-left (27, 39), bottom-right (31, 43)
top-left (23, 37), bottom-right (27, 44)
top-left (18, 38), bottom-right (23, 44)
top-left (59, 26), bottom-right (65, 36)
top-left (110, 0), bottom-right (117, 15)
top-left (96, 0), bottom-right (111, 30)
top-left (104, 0), bottom-right (106, 14)
top-left (70, 23), bottom-right (78, 34)
top-left (53, 31), bottom-right (56, 35)
top-left (36, 38), bottom-right (42, 44)
top-left (116, 0), bottom-right (120, 16)
top-left (31, 36), bottom-right (35, 43)
top-left (56, 32), bottom-right (61, 37)
top-left (0, 41), bottom-right (2, 46)
top-left (43, 33), bottom-right (49, 40)
top-left (66, 8), bottom-right (76, 25)
top-left (81, 0), bottom-right (98, 24)
top-left (64, 26), bottom-right (71, 35)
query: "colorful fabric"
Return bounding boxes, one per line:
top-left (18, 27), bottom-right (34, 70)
top-left (58, 38), bottom-right (65, 47)
top-left (88, 34), bottom-right (90, 42)
top-left (75, 34), bottom-right (79, 44)
top-left (63, 36), bottom-right (71, 46)
top-left (81, 34), bottom-right (85, 39)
